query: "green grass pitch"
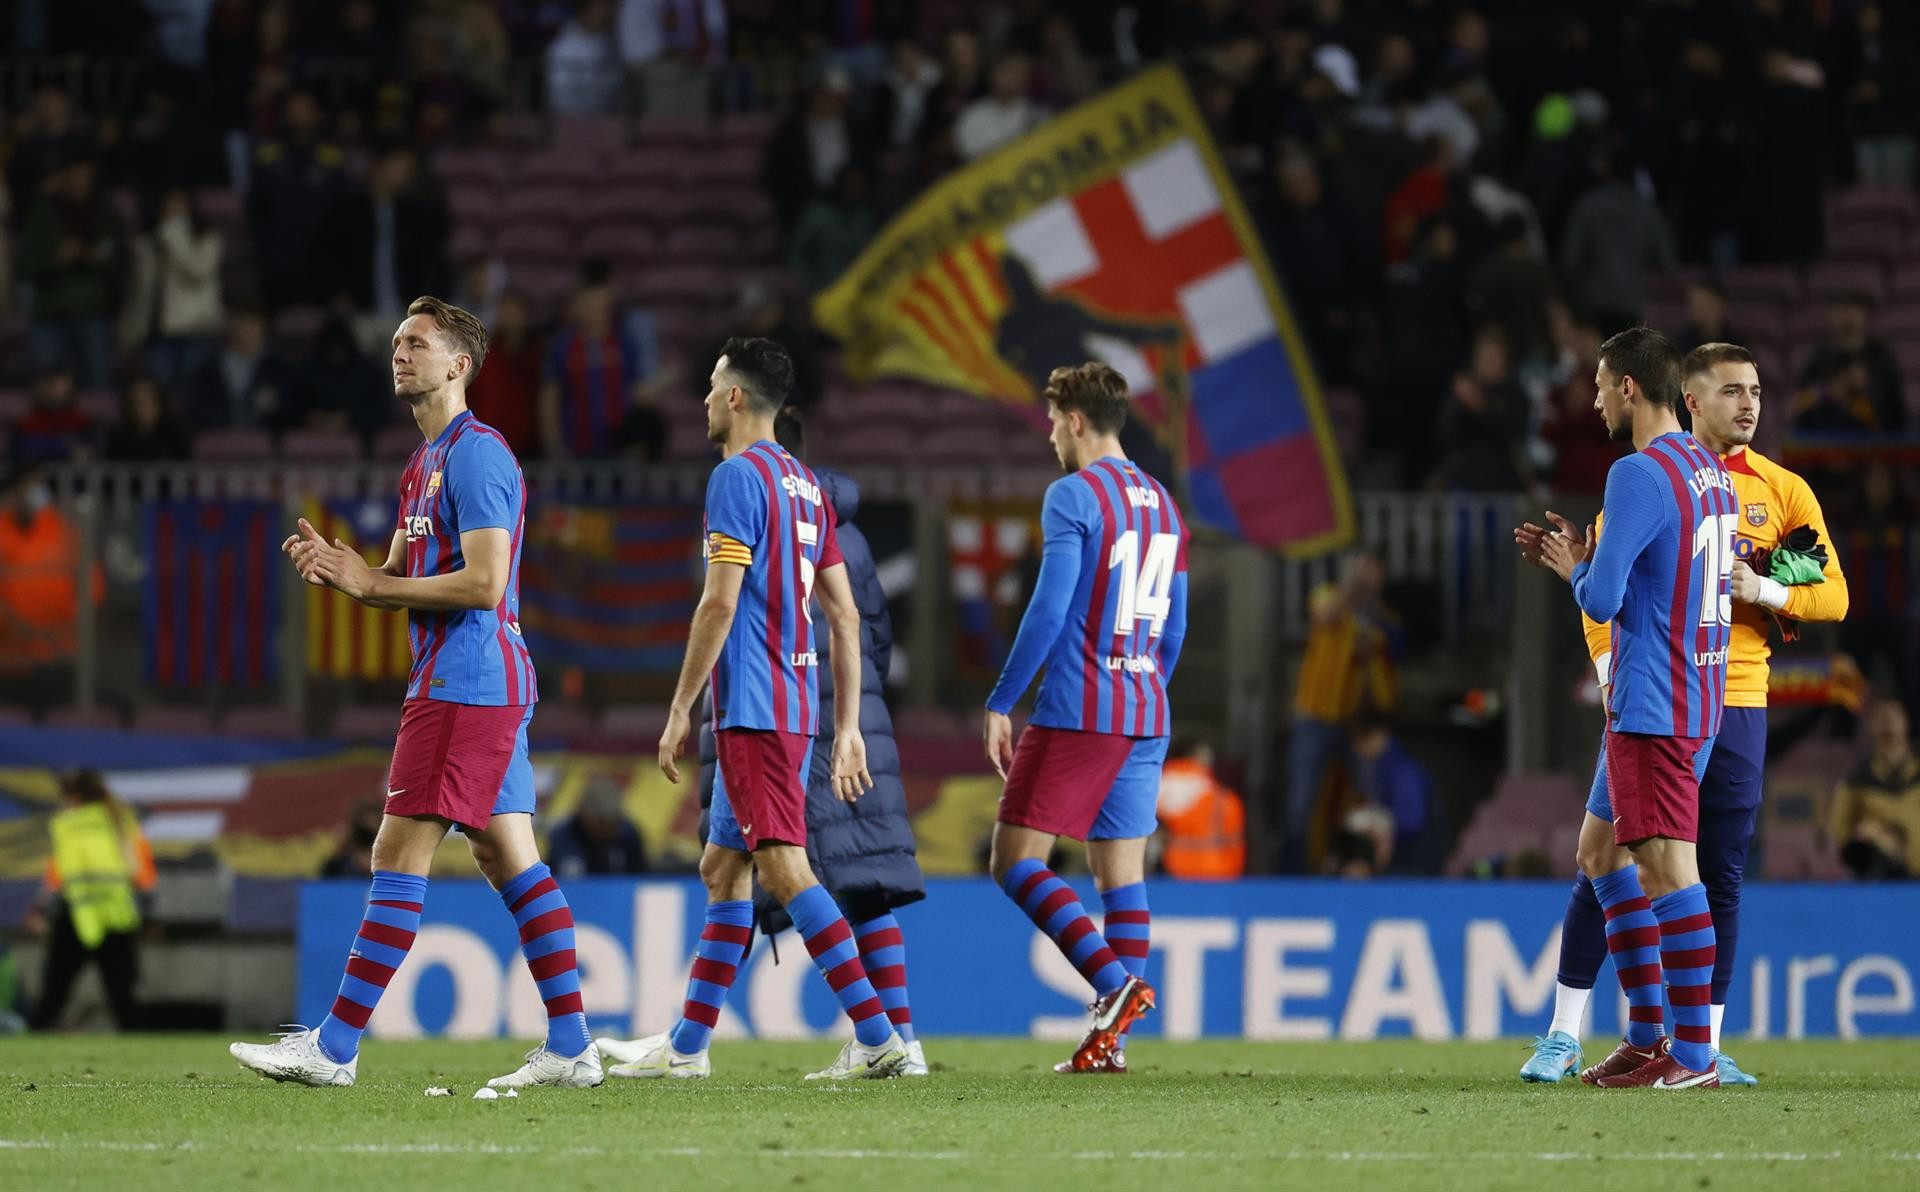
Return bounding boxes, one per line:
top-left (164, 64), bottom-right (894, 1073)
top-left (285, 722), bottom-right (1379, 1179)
top-left (2, 1036), bottom-right (1917, 1190)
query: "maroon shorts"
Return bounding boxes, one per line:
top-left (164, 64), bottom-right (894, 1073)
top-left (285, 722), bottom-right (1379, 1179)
top-left (384, 698), bottom-right (529, 831)
top-left (998, 725), bottom-right (1136, 840)
top-left (1606, 730), bottom-right (1709, 844)
top-left (713, 728), bottom-right (812, 851)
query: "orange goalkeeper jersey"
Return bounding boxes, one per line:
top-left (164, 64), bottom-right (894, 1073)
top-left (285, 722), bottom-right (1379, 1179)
top-left (1583, 446), bottom-right (1848, 708)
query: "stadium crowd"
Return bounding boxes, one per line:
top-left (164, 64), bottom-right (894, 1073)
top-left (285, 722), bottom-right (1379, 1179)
top-left (1, 1), bottom-right (1917, 879)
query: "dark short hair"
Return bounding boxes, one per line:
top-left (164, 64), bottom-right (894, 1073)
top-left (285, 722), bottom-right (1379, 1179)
top-left (1683, 342), bottom-right (1757, 381)
top-left (774, 405), bottom-right (806, 458)
top-left (1597, 326), bottom-right (1681, 411)
top-left (406, 295), bottom-right (490, 381)
top-left (1044, 361), bottom-right (1129, 434)
top-left (719, 336), bottom-right (794, 413)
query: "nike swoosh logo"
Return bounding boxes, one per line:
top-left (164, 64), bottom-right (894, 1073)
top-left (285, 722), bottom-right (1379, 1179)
top-left (668, 1058), bottom-right (700, 1069)
top-left (1656, 1069), bottom-right (1717, 1088)
top-left (386, 789), bottom-right (406, 799)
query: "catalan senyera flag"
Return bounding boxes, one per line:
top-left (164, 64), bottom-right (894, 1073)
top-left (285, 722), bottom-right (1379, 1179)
top-left (814, 65), bottom-right (1353, 556)
top-left (304, 497), bottom-right (411, 682)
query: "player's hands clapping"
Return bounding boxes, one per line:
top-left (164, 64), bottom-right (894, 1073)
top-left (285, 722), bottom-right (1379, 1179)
top-left (658, 706), bottom-right (692, 783)
top-left (830, 731), bottom-right (874, 802)
top-left (1515, 512), bottom-right (1593, 583)
top-left (285, 518), bottom-right (377, 599)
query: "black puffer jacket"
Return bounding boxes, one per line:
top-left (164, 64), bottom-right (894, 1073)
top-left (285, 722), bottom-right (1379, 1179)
top-left (699, 467), bottom-right (924, 931)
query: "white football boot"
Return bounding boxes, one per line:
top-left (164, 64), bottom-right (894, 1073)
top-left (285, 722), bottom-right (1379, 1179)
top-left (230, 1026), bottom-right (357, 1087)
top-left (487, 1042), bottom-right (604, 1089)
top-left (605, 1032), bottom-right (711, 1079)
top-left (804, 1032), bottom-right (910, 1081)
top-left (901, 1039), bottom-right (929, 1076)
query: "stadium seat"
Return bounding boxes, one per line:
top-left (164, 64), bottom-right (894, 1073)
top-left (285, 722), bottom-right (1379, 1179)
top-left (604, 150), bottom-right (692, 189)
top-left (632, 114), bottom-right (712, 148)
top-left (373, 423), bottom-right (423, 459)
top-left (628, 264), bottom-right (728, 306)
top-left (519, 149), bottom-right (604, 187)
top-left (192, 187), bottom-right (242, 226)
top-left (504, 263), bottom-right (578, 312)
top-left (502, 186), bottom-right (579, 225)
top-left (1725, 265), bottom-right (1801, 305)
top-left (551, 113), bottom-right (630, 154)
top-left (446, 185), bottom-right (500, 230)
top-left (661, 223), bottom-right (747, 262)
top-left (191, 428), bottom-right (275, 462)
top-left (1788, 302), bottom-right (1833, 345)
top-left (1895, 342), bottom-right (1920, 379)
top-left (1824, 219), bottom-right (1907, 264)
top-left (271, 306), bottom-right (326, 350)
top-left (700, 189), bottom-right (777, 229)
top-left (1727, 301), bottom-right (1787, 343)
top-left (75, 389), bottom-right (117, 424)
top-left (1826, 185), bottom-right (1919, 229)
top-left (717, 110), bottom-right (777, 145)
top-left (1878, 304), bottom-right (1920, 339)
top-left (0, 387), bottom-right (29, 421)
top-left (1890, 262), bottom-right (1920, 303)
top-left (576, 221), bottom-right (658, 264)
top-left (447, 223), bottom-right (493, 262)
top-left (497, 223), bottom-right (575, 265)
top-left (684, 146), bottom-right (762, 188)
top-left (279, 429), bottom-right (363, 462)
top-left (1807, 260), bottom-right (1887, 304)
top-left (433, 148), bottom-right (512, 190)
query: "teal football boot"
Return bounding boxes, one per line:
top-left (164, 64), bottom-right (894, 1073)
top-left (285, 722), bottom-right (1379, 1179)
top-left (1519, 1031), bottom-right (1584, 1083)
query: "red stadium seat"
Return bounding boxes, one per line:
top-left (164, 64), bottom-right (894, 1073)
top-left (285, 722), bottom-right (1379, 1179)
top-left (192, 429), bottom-right (275, 462)
top-left (0, 388), bottom-right (29, 422)
top-left (1895, 341), bottom-right (1920, 378)
top-left (700, 189), bottom-right (777, 229)
top-left (434, 148), bottom-right (513, 190)
top-left (373, 423), bottom-right (423, 459)
top-left (497, 224), bottom-right (575, 265)
top-left (661, 223), bottom-right (746, 262)
top-left (577, 221), bottom-right (658, 264)
top-left (1807, 260), bottom-right (1887, 304)
top-left (1890, 262), bottom-right (1920, 303)
top-left (504, 263), bottom-right (578, 314)
top-left (605, 150), bottom-right (692, 189)
top-left (448, 223), bottom-right (494, 262)
top-left (519, 149), bottom-right (603, 187)
top-left (632, 114), bottom-right (712, 148)
top-left (1824, 219), bottom-right (1907, 264)
top-left (685, 146), bottom-right (762, 188)
top-left (192, 187), bottom-right (243, 227)
top-left (271, 305), bottom-right (326, 351)
top-left (446, 184), bottom-right (500, 230)
top-left (1724, 265), bottom-right (1800, 305)
top-left (502, 186), bottom-right (579, 225)
top-left (1726, 301), bottom-right (1786, 343)
top-left (551, 113), bottom-right (630, 154)
top-left (717, 110), bottom-right (777, 146)
top-left (74, 389), bottom-right (117, 425)
top-left (1826, 185), bottom-right (1919, 229)
top-left (628, 264), bottom-right (729, 307)
top-left (279, 429), bottom-right (364, 462)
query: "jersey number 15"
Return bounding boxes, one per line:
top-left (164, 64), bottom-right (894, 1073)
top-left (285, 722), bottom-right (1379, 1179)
top-left (1691, 513), bottom-right (1736, 628)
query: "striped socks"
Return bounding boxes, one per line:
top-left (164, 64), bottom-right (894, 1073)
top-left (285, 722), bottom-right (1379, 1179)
top-left (670, 900), bottom-right (754, 1055)
top-left (1001, 858), bottom-right (1128, 998)
top-left (501, 862), bottom-right (592, 1058)
top-left (787, 885), bottom-right (894, 1047)
top-left (319, 870), bottom-right (426, 1063)
top-left (853, 913), bottom-right (915, 1044)
top-left (1591, 866), bottom-right (1666, 1049)
top-left (1653, 884), bottom-right (1717, 1072)
top-left (1101, 883), bottom-right (1150, 1047)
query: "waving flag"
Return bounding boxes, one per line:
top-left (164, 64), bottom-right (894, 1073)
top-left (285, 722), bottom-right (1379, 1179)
top-left (814, 65), bottom-right (1352, 556)
top-left (304, 497), bottom-right (411, 682)
top-left (143, 499), bottom-right (281, 686)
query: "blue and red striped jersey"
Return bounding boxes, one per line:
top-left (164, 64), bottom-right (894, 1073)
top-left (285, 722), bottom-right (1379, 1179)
top-left (704, 441), bottom-right (842, 735)
top-left (987, 457), bottom-right (1191, 737)
top-left (397, 410), bottom-right (538, 706)
top-left (1571, 431), bottom-right (1734, 740)
top-left (543, 328), bottom-right (640, 457)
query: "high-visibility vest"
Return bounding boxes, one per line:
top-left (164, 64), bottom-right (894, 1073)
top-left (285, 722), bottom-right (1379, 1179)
top-left (1157, 759), bottom-right (1247, 880)
top-left (49, 802), bottom-right (141, 948)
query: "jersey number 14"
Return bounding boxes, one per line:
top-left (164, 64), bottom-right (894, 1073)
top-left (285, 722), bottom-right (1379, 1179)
top-left (1109, 530), bottom-right (1177, 637)
top-left (1691, 513), bottom-right (1737, 628)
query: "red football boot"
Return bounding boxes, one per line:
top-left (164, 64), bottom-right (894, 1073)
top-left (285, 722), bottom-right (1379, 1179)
top-left (1579, 1037), bottom-right (1662, 1085)
top-left (1595, 1038), bottom-right (1720, 1089)
top-left (1064, 976), bottom-right (1155, 1072)
top-left (1054, 1049), bottom-right (1129, 1075)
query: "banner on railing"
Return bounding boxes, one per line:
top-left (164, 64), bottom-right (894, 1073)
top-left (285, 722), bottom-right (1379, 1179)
top-left (298, 879), bottom-right (1919, 1041)
top-left (304, 497), bottom-right (411, 681)
top-left (142, 499), bottom-right (281, 687)
top-left (517, 500), bottom-right (698, 674)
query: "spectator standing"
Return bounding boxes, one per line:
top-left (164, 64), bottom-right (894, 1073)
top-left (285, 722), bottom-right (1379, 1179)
top-left (913, 28), bottom-right (984, 178)
top-left (875, 37), bottom-right (941, 150)
top-left (5, 86), bottom-right (90, 222)
top-left (464, 290), bottom-right (543, 457)
top-left (25, 770), bottom-right (154, 1031)
top-left (1839, 462), bottom-right (1917, 720)
top-left (104, 375), bottom-right (189, 463)
top-left (0, 467), bottom-right (101, 712)
top-left (18, 158), bottom-right (126, 387)
top-left (762, 67), bottom-right (870, 235)
top-left (617, 0), bottom-right (727, 118)
top-left (546, 0), bottom-right (623, 116)
top-left (319, 798), bottom-right (385, 880)
top-left (1674, 278), bottom-right (1741, 354)
top-left (1349, 711), bottom-right (1443, 874)
top-left (1285, 552), bottom-right (1398, 870)
top-left (332, 147), bottom-right (452, 325)
top-left (789, 165), bottom-right (877, 294)
top-left (1437, 326), bottom-right (1531, 493)
top-left (247, 90), bottom-right (348, 310)
top-left (1258, 147), bottom-right (1353, 379)
top-left (540, 270), bottom-right (648, 458)
top-left (120, 189), bottom-right (225, 386)
top-left (1844, 3), bottom-right (1918, 187)
top-left (1557, 148), bottom-right (1676, 332)
top-left (186, 303), bottom-right (301, 432)
top-left (300, 313), bottom-right (392, 443)
top-left (548, 781), bottom-right (650, 878)
top-left (1795, 295), bottom-right (1907, 434)
top-left (953, 52), bottom-right (1044, 161)
top-left (1830, 701), bottom-right (1920, 879)
top-left (10, 367), bottom-right (96, 467)
top-left (1154, 738), bottom-right (1247, 880)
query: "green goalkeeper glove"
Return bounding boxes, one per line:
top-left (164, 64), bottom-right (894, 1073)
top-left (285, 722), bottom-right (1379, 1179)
top-left (1763, 526), bottom-right (1828, 587)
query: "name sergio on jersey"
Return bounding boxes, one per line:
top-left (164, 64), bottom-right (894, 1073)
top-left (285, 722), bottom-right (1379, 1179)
top-left (780, 473), bottom-right (823, 507)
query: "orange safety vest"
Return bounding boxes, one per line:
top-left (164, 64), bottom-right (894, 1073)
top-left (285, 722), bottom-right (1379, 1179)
top-left (0, 506), bottom-right (99, 668)
top-left (1157, 758), bottom-right (1247, 879)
